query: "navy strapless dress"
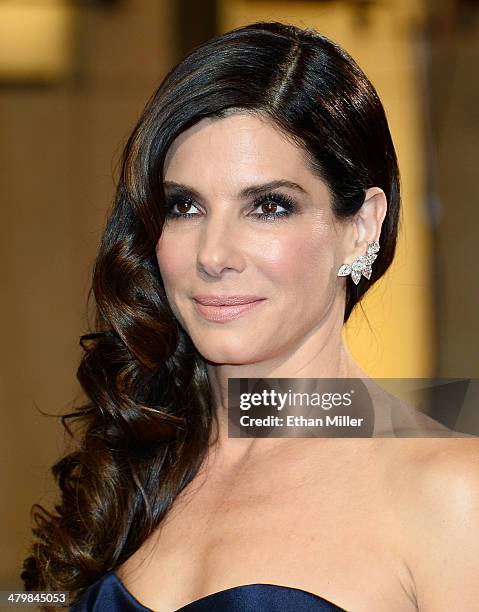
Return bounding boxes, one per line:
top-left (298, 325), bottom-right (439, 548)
top-left (71, 571), bottom-right (348, 611)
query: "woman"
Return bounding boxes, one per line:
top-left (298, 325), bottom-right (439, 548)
top-left (22, 21), bottom-right (479, 611)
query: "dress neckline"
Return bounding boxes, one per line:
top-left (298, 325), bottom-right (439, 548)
top-left (110, 571), bottom-right (347, 611)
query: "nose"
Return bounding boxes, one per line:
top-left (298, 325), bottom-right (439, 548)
top-left (196, 212), bottom-right (244, 277)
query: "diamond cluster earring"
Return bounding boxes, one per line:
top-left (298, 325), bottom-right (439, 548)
top-left (337, 240), bottom-right (380, 285)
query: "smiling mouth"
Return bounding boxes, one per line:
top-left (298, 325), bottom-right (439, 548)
top-left (192, 299), bottom-right (266, 323)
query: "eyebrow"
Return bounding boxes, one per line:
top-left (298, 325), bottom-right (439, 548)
top-left (163, 179), bottom-right (308, 200)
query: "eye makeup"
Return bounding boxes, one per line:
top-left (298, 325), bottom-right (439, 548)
top-left (164, 190), bottom-right (297, 223)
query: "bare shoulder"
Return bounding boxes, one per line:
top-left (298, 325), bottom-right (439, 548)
top-left (388, 438), bottom-right (479, 516)
top-left (395, 437), bottom-right (479, 488)
top-left (387, 439), bottom-right (479, 611)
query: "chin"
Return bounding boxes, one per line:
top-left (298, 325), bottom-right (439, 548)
top-left (191, 335), bottom-right (259, 366)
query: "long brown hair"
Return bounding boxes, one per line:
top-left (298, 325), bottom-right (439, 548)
top-left (22, 20), bottom-right (401, 607)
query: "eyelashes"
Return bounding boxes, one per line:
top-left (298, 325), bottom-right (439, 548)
top-left (164, 191), bottom-right (297, 223)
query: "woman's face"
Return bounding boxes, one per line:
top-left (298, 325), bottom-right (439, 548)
top-left (156, 112), bottom-right (348, 365)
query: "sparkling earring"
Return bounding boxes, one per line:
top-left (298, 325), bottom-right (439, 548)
top-left (337, 241), bottom-right (380, 285)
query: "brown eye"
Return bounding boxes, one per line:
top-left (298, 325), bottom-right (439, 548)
top-left (165, 197), bottom-right (200, 219)
top-left (252, 192), bottom-right (295, 221)
top-left (261, 201), bottom-right (278, 214)
top-left (177, 201), bottom-right (192, 214)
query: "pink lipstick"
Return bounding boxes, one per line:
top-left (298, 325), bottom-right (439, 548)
top-left (192, 295), bottom-right (266, 323)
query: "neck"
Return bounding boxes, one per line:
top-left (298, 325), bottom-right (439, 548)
top-left (204, 310), bottom-right (368, 467)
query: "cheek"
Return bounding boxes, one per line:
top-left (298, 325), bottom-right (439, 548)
top-left (155, 233), bottom-right (187, 286)
top-left (263, 224), bottom-right (336, 291)
top-left (155, 235), bottom-right (189, 323)
top-left (300, 237), bottom-right (336, 289)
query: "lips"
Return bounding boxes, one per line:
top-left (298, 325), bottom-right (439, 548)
top-left (192, 295), bottom-right (265, 306)
top-left (192, 296), bottom-right (266, 323)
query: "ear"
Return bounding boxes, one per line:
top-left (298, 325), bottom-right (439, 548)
top-left (340, 187), bottom-right (388, 262)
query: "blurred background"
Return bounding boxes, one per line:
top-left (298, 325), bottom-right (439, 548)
top-left (0, 0), bottom-right (478, 596)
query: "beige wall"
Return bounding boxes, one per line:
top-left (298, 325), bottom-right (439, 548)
top-left (430, 23), bottom-right (479, 377)
top-left (0, 0), bottom-right (175, 589)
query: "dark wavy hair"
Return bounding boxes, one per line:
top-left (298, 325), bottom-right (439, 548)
top-left (21, 20), bottom-right (400, 607)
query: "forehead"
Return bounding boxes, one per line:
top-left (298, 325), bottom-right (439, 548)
top-left (163, 113), bottom-right (314, 184)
